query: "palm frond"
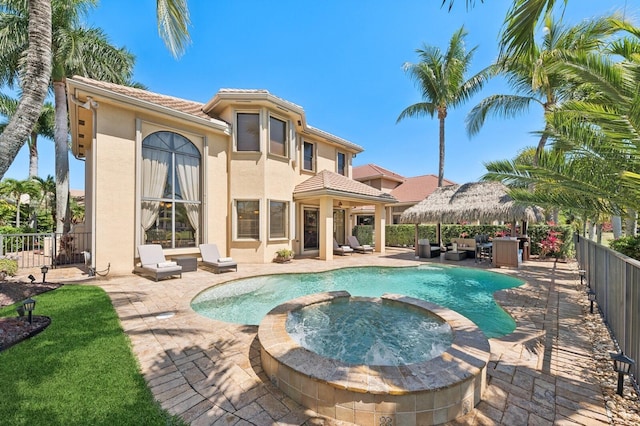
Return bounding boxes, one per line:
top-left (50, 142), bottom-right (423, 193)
top-left (156, 0), bottom-right (190, 59)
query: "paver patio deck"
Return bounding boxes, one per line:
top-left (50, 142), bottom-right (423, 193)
top-left (46, 248), bottom-right (615, 425)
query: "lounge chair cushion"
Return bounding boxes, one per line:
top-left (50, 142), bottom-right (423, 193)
top-left (157, 261), bottom-right (178, 268)
top-left (218, 257), bottom-right (234, 262)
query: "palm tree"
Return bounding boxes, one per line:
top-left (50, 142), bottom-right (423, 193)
top-left (1, 0), bottom-right (136, 234)
top-left (0, 93), bottom-right (55, 177)
top-left (0, 0), bottom-right (190, 182)
top-left (33, 175), bottom-right (56, 227)
top-left (0, 0), bottom-right (52, 181)
top-left (0, 177), bottom-right (40, 227)
top-left (397, 26), bottom-right (490, 187)
top-left (482, 20), bottom-right (640, 236)
top-left (466, 15), bottom-right (619, 162)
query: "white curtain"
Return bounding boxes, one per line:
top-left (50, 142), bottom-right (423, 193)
top-left (141, 150), bottom-right (170, 231)
top-left (176, 154), bottom-right (200, 239)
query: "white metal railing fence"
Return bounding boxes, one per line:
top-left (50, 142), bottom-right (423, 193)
top-left (0, 232), bottom-right (91, 269)
top-left (575, 233), bottom-right (639, 388)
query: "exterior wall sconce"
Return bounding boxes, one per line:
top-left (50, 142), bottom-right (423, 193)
top-left (41, 265), bottom-right (49, 283)
top-left (22, 297), bottom-right (36, 324)
top-left (610, 352), bottom-right (635, 396)
top-left (578, 269), bottom-right (586, 286)
top-left (587, 290), bottom-right (596, 314)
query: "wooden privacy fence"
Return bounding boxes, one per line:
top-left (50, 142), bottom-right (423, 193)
top-left (0, 232), bottom-right (91, 269)
top-left (575, 234), bottom-right (639, 386)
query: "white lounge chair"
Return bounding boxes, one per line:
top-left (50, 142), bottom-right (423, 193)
top-left (135, 244), bottom-right (182, 281)
top-left (333, 239), bottom-right (354, 256)
top-left (347, 236), bottom-right (373, 254)
top-left (199, 244), bottom-right (238, 273)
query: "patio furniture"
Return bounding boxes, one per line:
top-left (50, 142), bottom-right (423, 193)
top-left (445, 250), bottom-right (467, 261)
top-left (135, 244), bottom-right (183, 281)
top-left (418, 239), bottom-right (441, 258)
top-left (199, 243), bottom-right (238, 273)
top-left (171, 254), bottom-right (198, 272)
top-left (347, 236), bottom-right (373, 254)
top-left (333, 239), bottom-right (354, 256)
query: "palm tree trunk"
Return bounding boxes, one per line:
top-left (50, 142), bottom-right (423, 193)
top-left (0, 0), bottom-right (52, 179)
top-left (612, 216), bottom-right (622, 239)
top-left (438, 116), bottom-right (445, 187)
top-left (54, 81), bottom-right (70, 234)
top-left (437, 115), bottom-right (446, 245)
top-left (534, 124), bottom-right (550, 166)
top-left (625, 210), bottom-right (637, 237)
top-left (29, 134), bottom-right (38, 177)
top-left (15, 197), bottom-right (21, 228)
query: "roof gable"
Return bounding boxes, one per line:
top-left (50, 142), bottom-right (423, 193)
top-left (294, 170), bottom-right (396, 202)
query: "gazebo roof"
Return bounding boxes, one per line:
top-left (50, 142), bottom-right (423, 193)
top-left (400, 181), bottom-right (544, 224)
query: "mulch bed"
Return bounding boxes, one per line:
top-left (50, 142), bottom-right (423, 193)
top-left (0, 281), bottom-right (62, 351)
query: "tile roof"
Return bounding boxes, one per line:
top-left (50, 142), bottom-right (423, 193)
top-left (391, 175), bottom-right (456, 203)
top-left (294, 170), bottom-right (396, 201)
top-left (70, 76), bottom-right (212, 120)
top-left (353, 164), bottom-right (406, 181)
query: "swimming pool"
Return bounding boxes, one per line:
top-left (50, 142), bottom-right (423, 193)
top-left (191, 265), bottom-right (523, 338)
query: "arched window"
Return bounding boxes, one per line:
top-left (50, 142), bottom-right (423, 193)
top-left (141, 131), bottom-right (201, 248)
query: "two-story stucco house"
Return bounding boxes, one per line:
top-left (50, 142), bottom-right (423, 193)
top-left (65, 76), bottom-right (395, 275)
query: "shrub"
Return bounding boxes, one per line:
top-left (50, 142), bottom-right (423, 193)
top-left (0, 257), bottom-right (18, 276)
top-left (609, 236), bottom-right (640, 260)
top-left (352, 225), bottom-right (374, 245)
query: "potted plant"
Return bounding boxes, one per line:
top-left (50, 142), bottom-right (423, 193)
top-left (274, 248), bottom-right (294, 263)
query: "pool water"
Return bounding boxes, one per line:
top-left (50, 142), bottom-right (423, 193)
top-left (286, 298), bottom-right (453, 365)
top-left (191, 265), bottom-right (523, 338)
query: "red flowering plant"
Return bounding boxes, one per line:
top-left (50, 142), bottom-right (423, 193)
top-left (539, 228), bottom-right (563, 259)
top-left (459, 231), bottom-right (469, 238)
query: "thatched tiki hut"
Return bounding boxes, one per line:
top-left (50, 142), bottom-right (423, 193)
top-left (400, 182), bottom-right (544, 253)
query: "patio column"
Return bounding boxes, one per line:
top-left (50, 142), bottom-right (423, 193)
top-left (375, 203), bottom-right (386, 253)
top-left (319, 196), bottom-right (334, 260)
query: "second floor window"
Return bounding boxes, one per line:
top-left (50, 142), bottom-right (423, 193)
top-left (337, 152), bottom-right (346, 176)
top-left (269, 116), bottom-right (287, 157)
top-left (237, 113), bottom-right (260, 151)
top-left (303, 141), bottom-right (315, 171)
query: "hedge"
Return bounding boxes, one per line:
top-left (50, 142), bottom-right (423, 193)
top-left (352, 223), bottom-right (574, 258)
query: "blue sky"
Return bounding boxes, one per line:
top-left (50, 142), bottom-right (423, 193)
top-left (3, 0), bottom-right (634, 190)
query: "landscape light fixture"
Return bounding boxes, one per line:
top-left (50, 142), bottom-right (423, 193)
top-left (578, 269), bottom-right (586, 286)
top-left (610, 352), bottom-right (635, 396)
top-left (587, 290), bottom-right (596, 314)
top-left (40, 265), bottom-right (49, 283)
top-left (22, 297), bottom-right (36, 324)
top-left (28, 274), bottom-right (36, 283)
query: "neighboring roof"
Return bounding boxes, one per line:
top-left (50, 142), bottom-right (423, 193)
top-left (391, 175), bottom-right (456, 204)
top-left (294, 170), bottom-right (396, 203)
top-left (353, 164), bottom-right (405, 183)
top-left (69, 76), bottom-right (213, 121)
top-left (400, 182), bottom-right (545, 224)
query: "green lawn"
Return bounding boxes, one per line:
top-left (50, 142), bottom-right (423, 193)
top-left (0, 285), bottom-right (185, 426)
